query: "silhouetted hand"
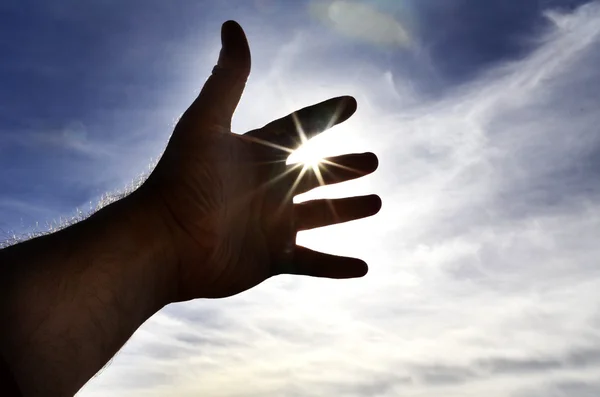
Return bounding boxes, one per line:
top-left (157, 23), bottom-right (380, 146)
top-left (0, 20), bottom-right (383, 396)
top-left (141, 21), bottom-right (381, 302)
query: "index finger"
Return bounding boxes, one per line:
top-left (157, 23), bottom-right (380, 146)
top-left (245, 96), bottom-right (357, 150)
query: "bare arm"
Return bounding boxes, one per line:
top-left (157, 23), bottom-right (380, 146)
top-left (0, 190), bottom-right (176, 396)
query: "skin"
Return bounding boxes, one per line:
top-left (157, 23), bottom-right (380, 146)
top-left (0, 21), bottom-right (381, 397)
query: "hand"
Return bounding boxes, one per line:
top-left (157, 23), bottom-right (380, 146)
top-left (141, 21), bottom-right (381, 302)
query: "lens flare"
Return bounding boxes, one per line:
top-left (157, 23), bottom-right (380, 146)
top-left (309, 0), bottom-right (411, 47)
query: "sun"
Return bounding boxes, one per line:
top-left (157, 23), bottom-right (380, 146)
top-left (288, 142), bottom-right (326, 178)
top-left (298, 148), bottom-right (323, 172)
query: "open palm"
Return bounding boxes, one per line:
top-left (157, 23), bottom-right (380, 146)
top-left (143, 21), bottom-right (381, 301)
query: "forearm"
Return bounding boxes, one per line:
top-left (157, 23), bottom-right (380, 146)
top-left (0, 189), bottom-right (175, 397)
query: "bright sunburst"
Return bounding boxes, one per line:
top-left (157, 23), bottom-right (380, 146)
top-left (246, 100), bottom-right (362, 211)
top-left (288, 139), bottom-right (329, 191)
top-left (297, 147), bottom-right (324, 173)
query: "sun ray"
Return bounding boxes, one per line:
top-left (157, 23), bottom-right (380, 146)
top-left (311, 162), bottom-right (325, 186)
top-left (320, 158), bottom-right (365, 175)
top-left (292, 112), bottom-right (309, 147)
top-left (241, 134), bottom-right (294, 155)
top-left (286, 165), bottom-right (308, 202)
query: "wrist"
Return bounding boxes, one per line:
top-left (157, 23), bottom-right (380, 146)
top-left (113, 186), bottom-right (179, 310)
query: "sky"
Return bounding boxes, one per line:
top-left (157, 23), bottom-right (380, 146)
top-left (1, 0), bottom-right (600, 396)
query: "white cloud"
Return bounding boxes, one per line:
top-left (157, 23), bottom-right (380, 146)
top-left (79, 3), bottom-right (600, 397)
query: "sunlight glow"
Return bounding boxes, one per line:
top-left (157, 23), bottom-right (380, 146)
top-left (300, 150), bottom-right (324, 172)
top-left (289, 141), bottom-right (327, 190)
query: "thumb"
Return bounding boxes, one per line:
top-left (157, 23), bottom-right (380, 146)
top-left (183, 21), bottom-right (251, 129)
top-left (216, 20), bottom-right (251, 75)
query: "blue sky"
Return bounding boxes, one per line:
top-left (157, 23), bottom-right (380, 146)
top-left (2, 0), bottom-right (600, 396)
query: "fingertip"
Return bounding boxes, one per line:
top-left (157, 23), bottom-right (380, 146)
top-left (221, 20), bottom-right (245, 42)
top-left (218, 20), bottom-right (251, 72)
top-left (367, 194), bottom-right (383, 215)
top-left (342, 95), bottom-right (357, 112)
top-left (362, 152), bottom-right (379, 172)
top-left (222, 20), bottom-right (242, 30)
top-left (356, 260), bottom-right (369, 278)
top-left (338, 95), bottom-right (358, 122)
top-left (337, 258), bottom-right (369, 279)
top-left (330, 258), bottom-right (369, 279)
